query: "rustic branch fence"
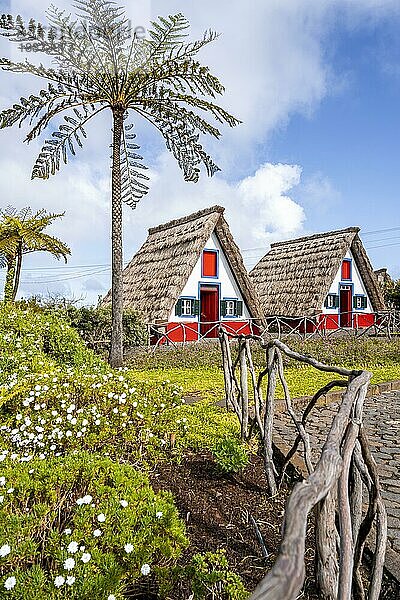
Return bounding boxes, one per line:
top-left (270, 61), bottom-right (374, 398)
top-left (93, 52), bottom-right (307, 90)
top-left (219, 330), bottom-right (387, 600)
top-left (146, 309), bottom-right (400, 348)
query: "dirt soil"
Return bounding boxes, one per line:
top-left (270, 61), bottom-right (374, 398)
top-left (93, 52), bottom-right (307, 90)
top-left (150, 451), bottom-right (319, 598)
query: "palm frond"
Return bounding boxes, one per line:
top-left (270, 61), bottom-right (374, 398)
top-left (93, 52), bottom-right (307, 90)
top-left (119, 121), bottom-right (150, 208)
top-left (32, 105), bottom-right (106, 179)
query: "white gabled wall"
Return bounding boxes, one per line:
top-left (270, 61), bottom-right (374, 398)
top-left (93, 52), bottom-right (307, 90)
top-left (169, 232), bottom-right (251, 322)
top-left (322, 249), bottom-right (373, 313)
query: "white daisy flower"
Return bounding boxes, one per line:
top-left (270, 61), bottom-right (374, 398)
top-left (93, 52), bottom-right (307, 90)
top-left (67, 541), bottom-right (79, 554)
top-left (63, 558), bottom-right (75, 571)
top-left (124, 543), bottom-right (134, 553)
top-left (54, 575), bottom-right (65, 588)
top-left (81, 552), bottom-right (91, 563)
top-left (0, 544), bottom-right (11, 557)
top-left (141, 564), bottom-right (151, 576)
top-left (4, 576), bottom-right (16, 590)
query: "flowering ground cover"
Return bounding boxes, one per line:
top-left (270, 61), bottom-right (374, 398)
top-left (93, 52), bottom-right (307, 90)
top-left (0, 305), bottom-right (248, 599)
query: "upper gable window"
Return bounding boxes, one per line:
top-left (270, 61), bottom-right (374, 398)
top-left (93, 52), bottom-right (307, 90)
top-left (202, 250), bottom-right (218, 278)
top-left (341, 259), bottom-right (351, 281)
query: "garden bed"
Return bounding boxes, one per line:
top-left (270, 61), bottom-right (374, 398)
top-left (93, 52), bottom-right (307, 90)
top-left (150, 452), bottom-right (319, 599)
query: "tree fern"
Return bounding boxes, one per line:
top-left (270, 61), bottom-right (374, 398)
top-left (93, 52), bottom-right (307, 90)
top-left (0, 1), bottom-right (239, 365)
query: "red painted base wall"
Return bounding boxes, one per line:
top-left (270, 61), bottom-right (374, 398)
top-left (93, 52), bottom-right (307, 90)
top-left (265, 314), bottom-right (376, 334)
top-left (151, 321), bottom-right (259, 344)
top-left (318, 313), bottom-right (375, 331)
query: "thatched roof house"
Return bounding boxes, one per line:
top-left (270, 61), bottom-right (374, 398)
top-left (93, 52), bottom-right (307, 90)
top-left (250, 227), bottom-right (386, 318)
top-left (108, 206), bottom-right (263, 329)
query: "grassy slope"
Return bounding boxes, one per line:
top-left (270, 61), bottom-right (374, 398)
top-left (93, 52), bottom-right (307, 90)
top-left (129, 337), bottom-right (400, 401)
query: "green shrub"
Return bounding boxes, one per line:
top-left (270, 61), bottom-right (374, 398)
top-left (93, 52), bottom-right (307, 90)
top-left (65, 305), bottom-right (148, 351)
top-left (211, 438), bottom-right (249, 474)
top-left (158, 550), bottom-right (248, 600)
top-left (0, 452), bottom-right (187, 599)
top-left (0, 304), bottom-right (103, 378)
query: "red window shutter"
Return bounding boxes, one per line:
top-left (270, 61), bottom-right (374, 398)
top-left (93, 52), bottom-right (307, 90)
top-left (202, 250), bottom-right (218, 277)
top-left (341, 260), bottom-right (351, 280)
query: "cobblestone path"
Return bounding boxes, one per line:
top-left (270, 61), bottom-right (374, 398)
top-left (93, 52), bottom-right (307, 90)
top-left (274, 390), bottom-right (400, 561)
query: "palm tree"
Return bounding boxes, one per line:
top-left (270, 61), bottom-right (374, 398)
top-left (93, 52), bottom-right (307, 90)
top-left (0, 207), bottom-right (71, 302)
top-left (0, 1), bottom-right (239, 366)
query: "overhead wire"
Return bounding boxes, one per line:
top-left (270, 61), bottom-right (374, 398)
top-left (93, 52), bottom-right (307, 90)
top-left (1, 226), bottom-right (398, 283)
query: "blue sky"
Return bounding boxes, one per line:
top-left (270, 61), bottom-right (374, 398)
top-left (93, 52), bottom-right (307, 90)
top-left (0, 0), bottom-right (399, 302)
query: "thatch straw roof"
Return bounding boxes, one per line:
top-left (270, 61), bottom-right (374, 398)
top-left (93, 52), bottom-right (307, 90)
top-left (249, 227), bottom-right (386, 317)
top-left (104, 206), bottom-right (264, 323)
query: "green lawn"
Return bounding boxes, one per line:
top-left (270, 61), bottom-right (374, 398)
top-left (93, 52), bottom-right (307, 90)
top-left (129, 363), bottom-right (400, 402)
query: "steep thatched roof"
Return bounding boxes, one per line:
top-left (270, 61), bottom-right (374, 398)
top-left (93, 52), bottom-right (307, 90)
top-left (249, 227), bottom-right (386, 317)
top-left (104, 206), bottom-right (264, 323)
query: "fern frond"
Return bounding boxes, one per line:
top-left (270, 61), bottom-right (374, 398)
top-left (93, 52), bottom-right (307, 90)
top-left (32, 105), bottom-right (106, 179)
top-left (0, 11), bottom-right (114, 97)
top-left (119, 121), bottom-right (150, 208)
top-left (0, 83), bottom-right (87, 132)
top-left (73, 0), bottom-right (131, 63)
top-left (128, 58), bottom-right (226, 102)
top-left (0, 207), bottom-right (70, 263)
top-left (0, 57), bottom-right (91, 92)
top-left (135, 105), bottom-right (220, 182)
top-left (146, 14), bottom-right (189, 63)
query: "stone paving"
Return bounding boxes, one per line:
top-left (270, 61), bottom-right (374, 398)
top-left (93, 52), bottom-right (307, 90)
top-left (274, 390), bottom-right (400, 571)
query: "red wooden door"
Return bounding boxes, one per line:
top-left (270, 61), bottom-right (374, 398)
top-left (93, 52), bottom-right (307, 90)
top-left (340, 286), bottom-right (352, 328)
top-left (200, 286), bottom-right (219, 338)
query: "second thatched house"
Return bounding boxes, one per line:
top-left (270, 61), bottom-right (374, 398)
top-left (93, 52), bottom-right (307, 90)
top-left (249, 227), bottom-right (386, 330)
top-left (110, 206), bottom-right (263, 342)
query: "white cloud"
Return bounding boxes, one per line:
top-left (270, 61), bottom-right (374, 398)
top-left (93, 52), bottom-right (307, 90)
top-left (130, 155), bottom-right (306, 272)
top-left (238, 163), bottom-right (305, 241)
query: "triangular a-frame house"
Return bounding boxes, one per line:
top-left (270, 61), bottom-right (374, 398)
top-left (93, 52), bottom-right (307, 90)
top-left (250, 227), bottom-right (386, 330)
top-left (115, 206), bottom-right (264, 342)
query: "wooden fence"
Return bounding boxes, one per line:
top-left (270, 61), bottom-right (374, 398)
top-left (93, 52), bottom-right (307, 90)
top-left (146, 310), bottom-right (400, 348)
top-left (219, 330), bottom-right (387, 600)
top-left (263, 310), bottom-right (400, 340)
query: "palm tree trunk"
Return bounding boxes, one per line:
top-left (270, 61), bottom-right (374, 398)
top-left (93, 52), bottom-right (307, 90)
top-left (4, 256), bottom-right (16, 303)
top-left (12, 242), bottom-right (23, 302)
top-left (110, 106), bottom-right (125, 367)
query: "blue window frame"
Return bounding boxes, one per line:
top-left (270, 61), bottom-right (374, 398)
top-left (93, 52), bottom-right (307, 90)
top-left (175, 297), bottom-right (199, 318)
top-left (324, 294), bottom-right (339, 309)
top-left (353, 295), bottom-right (367, 310)
top-left (220, 298), bottom-right (243, 318)
top-left (201, 249), bottom-right (219, 279)
top-left (341, 259), bottom-right (352, 281)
